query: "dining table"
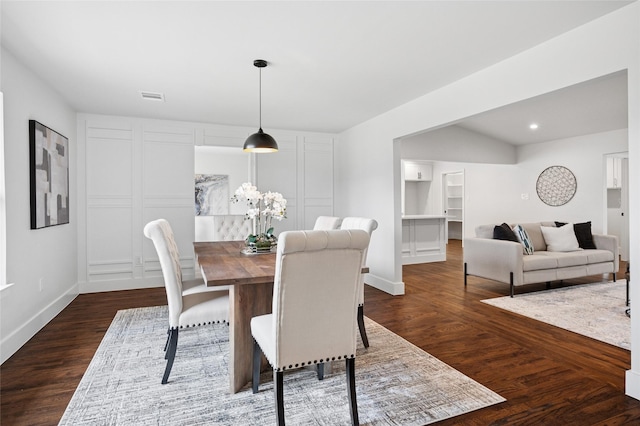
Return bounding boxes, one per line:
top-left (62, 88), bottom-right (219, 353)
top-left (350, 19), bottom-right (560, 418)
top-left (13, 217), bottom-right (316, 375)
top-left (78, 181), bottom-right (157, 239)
top-left (194, 239), bottom-right (370, 394)
top-left (194, 240), bottom-right (276, 394)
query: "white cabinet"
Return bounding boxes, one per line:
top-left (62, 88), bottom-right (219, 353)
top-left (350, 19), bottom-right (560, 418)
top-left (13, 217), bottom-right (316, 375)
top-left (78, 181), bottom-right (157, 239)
top-left (607, 157), bottom-right (622, 188)
top-left (401, 160), bottom-right (432, 216)
top-left (401, 216), bottom-right (446, 264)
top-left (403, 161), bottom-right (432, 181)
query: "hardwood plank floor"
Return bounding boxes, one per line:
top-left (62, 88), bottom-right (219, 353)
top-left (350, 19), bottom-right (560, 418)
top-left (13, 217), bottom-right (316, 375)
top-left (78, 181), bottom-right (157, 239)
top-left (2, 240), bottom-right (638, 425)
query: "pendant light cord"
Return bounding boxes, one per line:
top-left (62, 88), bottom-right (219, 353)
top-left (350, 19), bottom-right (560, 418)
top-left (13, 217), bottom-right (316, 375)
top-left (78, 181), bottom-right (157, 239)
top-left (258, 67), bottom-right (262, 129)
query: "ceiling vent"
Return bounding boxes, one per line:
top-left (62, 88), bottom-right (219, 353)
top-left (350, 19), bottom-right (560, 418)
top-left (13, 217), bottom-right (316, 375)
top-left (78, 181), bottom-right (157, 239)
top-left (140, 91), bottom-right (165, 102)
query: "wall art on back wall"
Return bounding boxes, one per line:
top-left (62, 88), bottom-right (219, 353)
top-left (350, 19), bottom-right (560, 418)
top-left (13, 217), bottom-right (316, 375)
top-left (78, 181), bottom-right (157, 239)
top-left (29, 120), bottom-right (70, 229)
top-left (536, 165), bottom-right (577, 207)
top-left (195, 174), bottom-right (230, 215)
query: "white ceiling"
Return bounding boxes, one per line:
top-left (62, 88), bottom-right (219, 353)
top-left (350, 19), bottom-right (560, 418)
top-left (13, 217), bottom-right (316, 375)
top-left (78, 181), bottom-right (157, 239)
top-left (432, 70), bottom-right (629, 145)
top-left (1, 1), bottom-right (632, 140)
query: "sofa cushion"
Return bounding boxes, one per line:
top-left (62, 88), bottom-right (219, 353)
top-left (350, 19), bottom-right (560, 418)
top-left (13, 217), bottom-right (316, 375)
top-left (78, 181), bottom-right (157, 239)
top-left (555, 221), bottom-right (597, 249)
top-left (549, 251), bottom-right (590, 268)
top-left (522, 254), bottom-right (558, 271)
top-left (493, 223), bottom-right (518, 242)
top-left (513, 224), bottom-right (534, 254)
top-left (585, 249), bottom-right (614, 264)
top-left (519, 223), bottom-right (546, 252)
top-left (541, 224), bottom-right (581, 252)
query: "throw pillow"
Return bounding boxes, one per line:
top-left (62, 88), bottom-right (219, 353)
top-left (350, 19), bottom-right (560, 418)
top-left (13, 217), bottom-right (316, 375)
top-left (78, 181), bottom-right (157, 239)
top-left (493, 223), bottom-right (518, 242)
top-left (555, 221), bottom-right (597, 249)
top-left (541, 223), bottom-right (581, 252)
top-left (512, 224), bottom-right (534, 255)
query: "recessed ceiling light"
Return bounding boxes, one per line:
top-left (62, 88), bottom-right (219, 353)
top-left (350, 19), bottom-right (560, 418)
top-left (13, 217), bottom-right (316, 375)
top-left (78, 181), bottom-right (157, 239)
top-left (529, 123), bottom-right (539, 130)
top-left (140, 91), bottom-right (165, 102)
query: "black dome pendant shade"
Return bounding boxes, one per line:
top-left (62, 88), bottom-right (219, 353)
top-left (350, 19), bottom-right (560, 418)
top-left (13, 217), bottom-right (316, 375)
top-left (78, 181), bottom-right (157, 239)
top-left (243, 59), bottom-right (278, 153)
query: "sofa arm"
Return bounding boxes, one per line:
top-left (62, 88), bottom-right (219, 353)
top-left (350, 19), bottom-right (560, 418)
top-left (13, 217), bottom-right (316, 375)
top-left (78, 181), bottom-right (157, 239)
top-left (593, 234), bottom-right (619, 272)
top-left (463, 238), bottom-right (524, 285)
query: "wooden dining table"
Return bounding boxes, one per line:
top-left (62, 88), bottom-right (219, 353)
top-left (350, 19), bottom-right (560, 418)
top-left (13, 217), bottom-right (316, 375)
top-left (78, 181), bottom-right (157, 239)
top-left (193, 240), bottom-right (276, 393)
top-left (194, 239), bottom-right (370, 394)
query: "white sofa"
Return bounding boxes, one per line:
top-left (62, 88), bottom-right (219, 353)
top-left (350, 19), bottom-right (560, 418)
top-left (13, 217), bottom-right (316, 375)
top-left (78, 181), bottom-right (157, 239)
top-left (463, 222), bottom-right (619, 297)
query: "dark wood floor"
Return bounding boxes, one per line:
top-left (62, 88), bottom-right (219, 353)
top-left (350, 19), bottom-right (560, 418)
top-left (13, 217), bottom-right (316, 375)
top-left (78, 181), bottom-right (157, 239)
top-left (1, 240), bottom-right (637, 425)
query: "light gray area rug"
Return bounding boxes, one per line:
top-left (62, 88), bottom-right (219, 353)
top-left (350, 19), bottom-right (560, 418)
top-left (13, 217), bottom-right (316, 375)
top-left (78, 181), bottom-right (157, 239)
top-left (59, 306), bottom-right (504, 425)
top-left (482, 280), bottom-right (630, 350)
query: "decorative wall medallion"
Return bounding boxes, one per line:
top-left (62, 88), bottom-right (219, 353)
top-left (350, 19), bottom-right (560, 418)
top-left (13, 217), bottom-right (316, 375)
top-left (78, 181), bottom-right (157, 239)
top-left (536, 165), bottom-right (577, 206)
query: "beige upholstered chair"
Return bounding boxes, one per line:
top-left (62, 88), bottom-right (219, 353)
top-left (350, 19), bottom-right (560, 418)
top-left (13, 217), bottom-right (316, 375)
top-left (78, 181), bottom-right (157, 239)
top-left (251, 229), bottom-right (370, 426)
top-left (213, 214), bottom-right (252, 241)
top-left (144, 219), bottom-right (229, 384)
top-left (340, 217), bottom-right (378, 348)
top-left (193, 215), bottom-right (250, 293)
top-left (312, 215), bottom-right (342, 230)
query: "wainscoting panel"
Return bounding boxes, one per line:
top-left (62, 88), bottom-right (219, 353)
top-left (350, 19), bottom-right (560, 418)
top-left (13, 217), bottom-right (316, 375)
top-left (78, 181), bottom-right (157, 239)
top-left (78, 115), bottom-right (336, 292)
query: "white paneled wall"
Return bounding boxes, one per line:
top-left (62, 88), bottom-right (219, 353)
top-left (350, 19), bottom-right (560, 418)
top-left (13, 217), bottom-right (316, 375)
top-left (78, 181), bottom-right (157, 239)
top-left (303, 137), bottom-right (334, 229)
top-left (256, 135), bottom-right (334, 232)
top-left (78, 114), bottom-right (335, 293)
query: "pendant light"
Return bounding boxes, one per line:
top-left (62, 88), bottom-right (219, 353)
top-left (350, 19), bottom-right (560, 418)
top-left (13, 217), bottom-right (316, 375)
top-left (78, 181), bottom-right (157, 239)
top-left (243, 59), bottom-right (278, 153)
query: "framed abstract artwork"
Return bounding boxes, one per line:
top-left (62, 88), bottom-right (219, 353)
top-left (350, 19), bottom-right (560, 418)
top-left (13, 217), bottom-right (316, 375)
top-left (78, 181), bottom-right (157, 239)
top-left (29, 120), bottom-right (70, 229)
top-left (195, 174), bottom-right (230, 215)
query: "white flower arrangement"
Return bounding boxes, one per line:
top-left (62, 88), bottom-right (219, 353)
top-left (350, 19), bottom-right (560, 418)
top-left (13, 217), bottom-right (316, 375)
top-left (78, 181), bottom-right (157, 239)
top-left (231, 182), bottom-right (287, 248)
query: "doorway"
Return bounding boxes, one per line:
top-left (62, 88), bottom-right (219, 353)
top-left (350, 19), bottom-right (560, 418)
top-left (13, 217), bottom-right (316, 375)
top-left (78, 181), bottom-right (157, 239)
top-left (605, 152), bottom-right (629, 261)
top-left (442, 170), bottom-right (464, 243)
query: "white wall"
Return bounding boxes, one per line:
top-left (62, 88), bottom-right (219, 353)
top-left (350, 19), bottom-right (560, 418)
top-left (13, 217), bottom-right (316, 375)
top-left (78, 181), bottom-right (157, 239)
top-left (77, 114), bottom-right (336, 294)
top-left (402, 125), bottom-right (517, 164)
top-left (1, 48), bottom-right (78, 364)
top-left (335, 2), bottom-right (640, 397)
top-left (514, 129), bottom-right (628, 231)
top-left (411, 128), bottom-right (628, 239)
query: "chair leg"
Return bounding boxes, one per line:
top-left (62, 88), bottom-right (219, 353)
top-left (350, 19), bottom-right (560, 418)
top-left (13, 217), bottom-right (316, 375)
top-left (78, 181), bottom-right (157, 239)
top-left (252, 339), bottom-right (263, 394)
top-left (464, 262), bottom-right (468, 287)
top-left (317, 363), bottom-right (324, 380)
top-left (510, 272), bottom-right (514, 298)
top-left (162, 328), bottom-right (178, 384)
top-left (275, 370), bottom-right (285, 426)
top-left (357, 305), bottom-right (369, 348)
top-left (163, 328), bottom-right (171, 353)
top-left (346, 358), bottom-right (359, 426)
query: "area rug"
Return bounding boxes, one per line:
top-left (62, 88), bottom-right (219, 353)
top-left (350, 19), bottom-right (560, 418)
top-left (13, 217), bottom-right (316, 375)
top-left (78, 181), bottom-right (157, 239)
top-left (59, 306), bottom-right (504, 425)
top-left (482, 280), bottom-right (630, 350)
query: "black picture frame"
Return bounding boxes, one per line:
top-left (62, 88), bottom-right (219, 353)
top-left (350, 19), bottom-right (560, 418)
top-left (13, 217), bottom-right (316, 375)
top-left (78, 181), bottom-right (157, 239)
top-left (29, 120), bottom-right (70, 229)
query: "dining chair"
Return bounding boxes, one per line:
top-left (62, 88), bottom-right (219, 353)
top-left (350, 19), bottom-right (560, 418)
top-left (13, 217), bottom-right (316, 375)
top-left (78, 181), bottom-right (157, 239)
top-left (193, 215), bottom-right (251, 293)
top-left (144, 219), bottom-right (229, 384)
top-left (340, 217), bottom-right (378, 348)
top-left (212, 214), bottom-right (253, 241)
top-left (251, 229), bottom-right (370, 426)
top-left (312, 215), bottom-right (342, 230)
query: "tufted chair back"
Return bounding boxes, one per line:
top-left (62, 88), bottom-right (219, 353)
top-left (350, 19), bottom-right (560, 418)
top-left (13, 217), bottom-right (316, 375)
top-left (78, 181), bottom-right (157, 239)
top-left (213, 215), bottom-right (253, 241)
top-left (250, 229), bottom-right (369, 424)
top-left (312, 216), bottom-right (342, 230)
top-left (271, 229), bottom-right (369, 369)
top-left (144, 219), bottom-right (183, 327)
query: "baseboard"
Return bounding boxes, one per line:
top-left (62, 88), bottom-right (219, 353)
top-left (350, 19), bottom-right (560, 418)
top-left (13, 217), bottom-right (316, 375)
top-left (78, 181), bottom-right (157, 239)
top-left (79, 277), bottom-right (165, 294)
top-left (365, 273), bottom-right (405, 296)
top-left (0, 283), bottom-right (79, 364)
top-left (626, 369), bottom-right (640, 401)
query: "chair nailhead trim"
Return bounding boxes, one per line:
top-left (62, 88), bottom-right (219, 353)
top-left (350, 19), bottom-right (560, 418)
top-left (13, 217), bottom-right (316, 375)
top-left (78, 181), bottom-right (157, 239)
top-left (172, 320), bottom-right (228, 330)
top-left (274, 354), bottom-right (356, 372)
